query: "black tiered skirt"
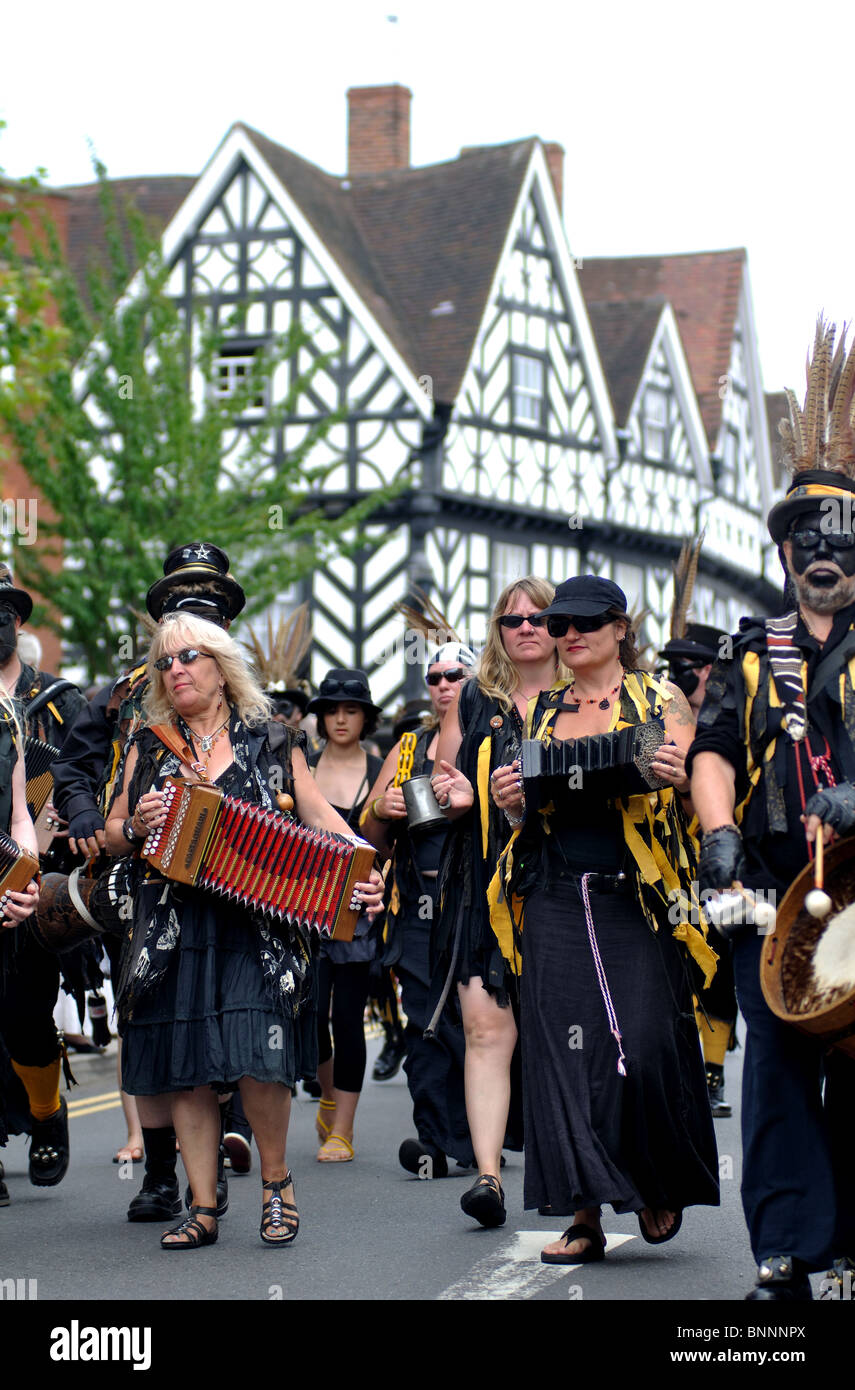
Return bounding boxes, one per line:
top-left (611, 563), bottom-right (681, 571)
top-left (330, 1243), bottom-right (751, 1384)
top-left (121, 893), bottom-right (317, 1096)
top-left (521, 876), bottom-right (720, 1217)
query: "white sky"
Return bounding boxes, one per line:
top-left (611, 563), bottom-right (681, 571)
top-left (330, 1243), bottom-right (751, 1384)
top-left (2, 0), bottom-right (852, 391)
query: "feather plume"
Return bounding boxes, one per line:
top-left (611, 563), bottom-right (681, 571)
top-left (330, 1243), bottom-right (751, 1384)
top-left (781, 319), bottom-right (855, 478)
top-left (241, 603), bottom-right (312, 687)
top-left (669, 532), bottom-right (705, 641)
top-left (393, 586), bottom-right (461, 647)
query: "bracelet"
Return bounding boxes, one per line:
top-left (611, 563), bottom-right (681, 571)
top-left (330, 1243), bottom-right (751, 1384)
top-left (369, 797), bottom-right (390, 822)
top-left (504, 808), bottom-right (525, 827)
top-left (123, 816), bottom-right (145, 844)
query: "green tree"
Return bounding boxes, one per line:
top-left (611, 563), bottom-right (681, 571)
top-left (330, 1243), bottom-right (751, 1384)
top-left (0, 149), bottom-right (410, 680)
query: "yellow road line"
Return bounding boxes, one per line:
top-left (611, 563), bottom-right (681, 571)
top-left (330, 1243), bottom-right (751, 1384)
top-left (68, 1090), bottom-right (119, 1110)
top-left (68, 1100), bottom-right (122, 1118)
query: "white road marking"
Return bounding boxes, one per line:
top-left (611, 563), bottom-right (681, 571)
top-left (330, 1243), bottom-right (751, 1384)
top-left (437, 1230), bottom-right (636, 1300)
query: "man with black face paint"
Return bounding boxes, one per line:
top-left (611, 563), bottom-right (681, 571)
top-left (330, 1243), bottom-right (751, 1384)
top-left (0, 566), bottom-right (86, 1196)
top-left (688, 321), bottom-right (855, 1301)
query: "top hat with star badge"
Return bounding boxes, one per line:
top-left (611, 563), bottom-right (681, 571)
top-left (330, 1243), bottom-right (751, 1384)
top-left (145, 541), bottom-right (246, 620)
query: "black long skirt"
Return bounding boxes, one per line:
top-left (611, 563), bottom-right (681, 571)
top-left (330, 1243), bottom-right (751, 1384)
top-left (521, 878), bottom-right (720, 1217)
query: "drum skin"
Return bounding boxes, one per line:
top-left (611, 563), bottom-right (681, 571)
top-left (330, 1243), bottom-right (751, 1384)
top-left (760, 835), bottom-right (855, 1058)
top-left (31, 872), bottom-right (113, 954)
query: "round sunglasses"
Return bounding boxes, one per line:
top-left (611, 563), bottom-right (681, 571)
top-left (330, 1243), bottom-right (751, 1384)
top-left (546, 613), bottom-right (617, 638)
top-left (153, 648), bottom-right (214, 671)
top-left (426, 666), bottom-right (468, 686)
top-left (789, 529), bottom-right (855, 551)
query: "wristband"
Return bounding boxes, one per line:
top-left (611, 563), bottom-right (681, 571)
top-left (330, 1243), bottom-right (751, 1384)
top-left (370, 797), bottom-right (390, 822)
top-left (123, 816), bottom-right (145, 845)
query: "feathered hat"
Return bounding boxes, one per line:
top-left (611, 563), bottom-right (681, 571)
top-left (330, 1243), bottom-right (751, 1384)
top-left (241, 604), bottom-right (313, 713)
top-left (767, 319), bottom-right (855, 542)
top-left (657, 532), bottom-right (725, 662)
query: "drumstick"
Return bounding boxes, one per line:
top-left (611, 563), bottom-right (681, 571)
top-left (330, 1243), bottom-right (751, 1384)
top-left (732, 881), bottom-right (777, 928)
top-left (805, 829), bottom-right (833, 918)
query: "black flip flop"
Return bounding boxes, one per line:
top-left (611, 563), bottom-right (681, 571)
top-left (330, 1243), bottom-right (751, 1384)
top-left (638, 1209), bottom-right (682, 1244)
top-left (541, 1223), bottom-right (606, 1265)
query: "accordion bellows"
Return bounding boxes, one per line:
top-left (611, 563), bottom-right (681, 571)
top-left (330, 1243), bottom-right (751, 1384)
top-left (143, 778), bottom-right (375, 941)
top-left (521, 724), bottom-right (668, 800)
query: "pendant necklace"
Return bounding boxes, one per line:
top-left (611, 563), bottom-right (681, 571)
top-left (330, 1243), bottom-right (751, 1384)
top-left (185, 716), bottom-right (229, 755)
top-left (565, 681), bottom-right (621, 713)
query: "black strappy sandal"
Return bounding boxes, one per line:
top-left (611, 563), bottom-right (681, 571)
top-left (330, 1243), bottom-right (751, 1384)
top-left (460, 1173), bottom-right (506, 1228)
top-left (260, 1172), bottom-right (299, 1246)
top-left (160, 1204), bottom-right (219, 1251)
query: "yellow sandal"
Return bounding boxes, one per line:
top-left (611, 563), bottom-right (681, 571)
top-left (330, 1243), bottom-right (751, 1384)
top-left (317, 1132), bottom-right (354, 1163)
top-left (315, 1098), bottom-right (336, 1145)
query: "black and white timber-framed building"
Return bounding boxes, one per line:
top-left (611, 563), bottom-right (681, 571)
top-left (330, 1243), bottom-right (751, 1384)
top-left (55, 85), bottom-right (783, 706)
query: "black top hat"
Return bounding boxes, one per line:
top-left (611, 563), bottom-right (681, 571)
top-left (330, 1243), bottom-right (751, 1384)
top-left (0, 566), bottom-right (33, 623)
top-left (146, 542), bottom-right (246, 620)
top-left (535, 574), bottom-right (628, 619)
top-left (658, 622), bottom-right (727, 664)
top-left (306, 668), bottom-right (383, 720)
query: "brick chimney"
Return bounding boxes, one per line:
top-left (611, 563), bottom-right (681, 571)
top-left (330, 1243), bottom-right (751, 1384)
top-left (347, 85), bottom-right (412, 176)
top-left (543, 141), bottom-right (564, 213)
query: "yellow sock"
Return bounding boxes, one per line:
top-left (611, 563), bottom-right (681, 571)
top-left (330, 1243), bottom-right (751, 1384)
top-left (696, 1012), bottom-right (730, 1068)
top-left (11, 1058), bottom-right (61, 1121)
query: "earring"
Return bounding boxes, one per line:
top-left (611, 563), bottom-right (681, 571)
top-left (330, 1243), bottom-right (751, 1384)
top-left (217, 685), bottom-right (224, 710)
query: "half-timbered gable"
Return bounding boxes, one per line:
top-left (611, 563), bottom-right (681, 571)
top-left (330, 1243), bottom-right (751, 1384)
top-left (29, 88), bottom-right (781, 697)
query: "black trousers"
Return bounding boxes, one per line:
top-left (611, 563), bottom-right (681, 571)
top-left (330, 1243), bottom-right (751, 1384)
top-left (732, 926), bottom-right (855, 1269)
top-left (397, 968), bottom-right (473, 1167)
top-left (0, 930), bottom-right (61, 1066)
top-left (316, 956), bottom-right (371, 1093)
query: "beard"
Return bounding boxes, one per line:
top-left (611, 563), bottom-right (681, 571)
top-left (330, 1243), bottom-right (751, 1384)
top-left (791, 565), bottom-right (855, 613)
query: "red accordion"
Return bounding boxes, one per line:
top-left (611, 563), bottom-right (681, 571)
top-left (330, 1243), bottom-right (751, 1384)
top-left (142, 778), bottom-right (375, 941)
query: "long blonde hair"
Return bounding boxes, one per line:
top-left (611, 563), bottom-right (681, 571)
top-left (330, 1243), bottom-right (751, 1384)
top-left (144, 614), bottom-right (272, 728)
top-left (477, 577), bottom-right (563, 713)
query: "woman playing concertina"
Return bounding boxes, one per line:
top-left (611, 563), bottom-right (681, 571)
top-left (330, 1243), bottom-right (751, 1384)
top-left (105, 618), bottom-right (383, 1250)
top-left (491, 575), bottom-right (719, 1264)
top-left (431, 577), bottom-right (563, 1228)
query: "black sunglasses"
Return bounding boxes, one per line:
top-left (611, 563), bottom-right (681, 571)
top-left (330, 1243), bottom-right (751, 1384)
top-left (546, 613), bottom-right (616, 638)
top-left (153, 648), bottom-right (213, 671)
top-left (498, 614), bottom-right (548, 629)
top-left (668, 657), bottom-right (708, 676)
top-left (319, 678), bottom-right (369, 699)
top-left (789, 529), bottom-right (855, 551)
top-left (426, 666), bottom-right (468, 686)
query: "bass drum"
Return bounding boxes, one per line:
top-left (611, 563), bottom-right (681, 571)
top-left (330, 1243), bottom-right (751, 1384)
top-left (32, 860), bottom-right (133, 955)
top-left (760, 835), bottom-right (855, 1058)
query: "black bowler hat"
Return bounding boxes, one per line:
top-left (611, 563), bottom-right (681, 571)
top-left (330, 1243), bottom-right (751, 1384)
top-left (392, 698), bottom-right (432, 741)
top-left (267, 685), bottom-right (311, 716)
top-left (306, 668), bottom-right (383, 720)
top-left (0, 565), bottom-right (33, 623)
top-left (146, 541), bottom-right (246, 620)
top-left (535, 575), bottom-right (628, 620)
top-left (659, 622), bottom-right (726, 664)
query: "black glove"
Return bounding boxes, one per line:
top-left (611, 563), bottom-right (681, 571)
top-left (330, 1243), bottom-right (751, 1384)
top-left (67, 809), bottom-right (106, 844)
top-left (698, 825), bottom-right (746, 894)
top-left (804, 783), bottom-right (855, 836)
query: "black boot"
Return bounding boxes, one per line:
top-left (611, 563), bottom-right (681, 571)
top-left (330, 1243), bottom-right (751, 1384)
top-left (373, 1023), bottom-right (406, 1082)
top-left (706, 1063), bottom-right (731, 1118)
top-left (745, 1255), bottom-right (812, 1301)
top-left (29, 1097), bottom-right (70, 1187)
top-left (127, 1125), bottom-right (181, 1222)
top-left (398, 1138), bottom-right (448, 1179)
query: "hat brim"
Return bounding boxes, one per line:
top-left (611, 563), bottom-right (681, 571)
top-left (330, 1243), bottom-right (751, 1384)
top-left (306, 695), bottom-right (383, 720)
top-left (767, 474), bottom-right (855, 544)
top-left (534, 599), bottom-right (625, 619)
top-left (146, 568), bottom-right (246, 620)
top-left (658, 640), bottom-right (717, 662)
top-left (0, 591), bottom-right (33, 623)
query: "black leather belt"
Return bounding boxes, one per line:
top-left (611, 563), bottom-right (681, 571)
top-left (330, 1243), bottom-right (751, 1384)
top-left (552, 868), bottom-right (631, 895)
